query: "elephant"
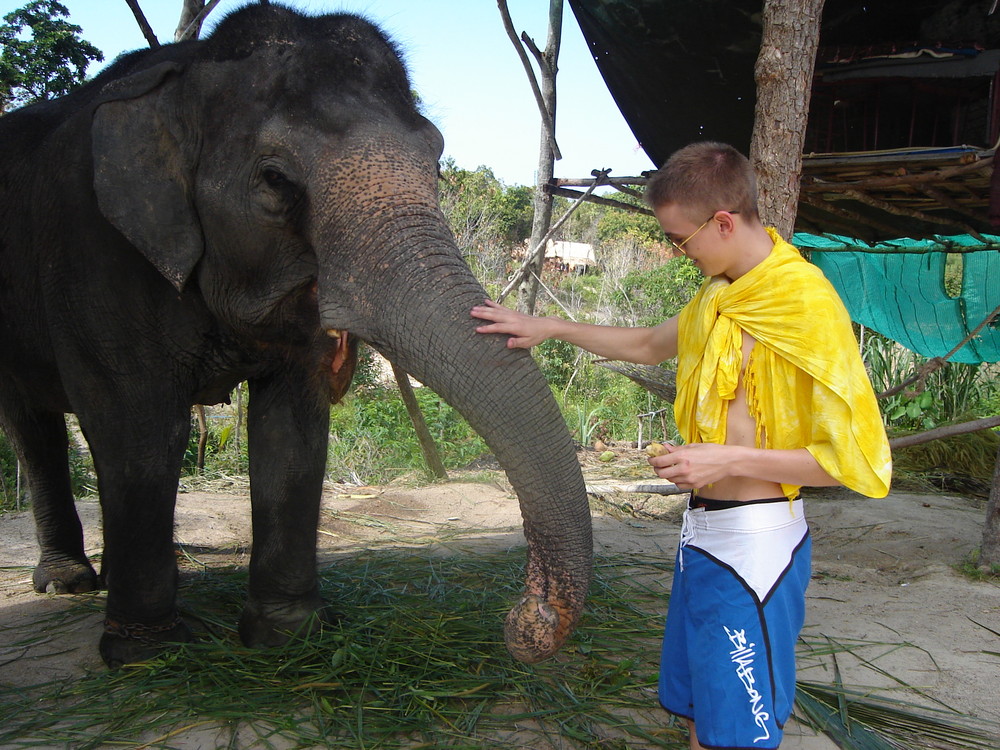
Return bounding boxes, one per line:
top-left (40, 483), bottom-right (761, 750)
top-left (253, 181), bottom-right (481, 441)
top-left (0, 3), bottom-right (592, 669)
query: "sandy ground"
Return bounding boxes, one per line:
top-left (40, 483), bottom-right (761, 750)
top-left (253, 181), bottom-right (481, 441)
top-left (1, 451), bottom-right (999, 748)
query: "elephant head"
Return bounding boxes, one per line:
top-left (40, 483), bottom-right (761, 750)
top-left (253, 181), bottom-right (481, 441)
top-left (89, 5), bottom-right (591, 663)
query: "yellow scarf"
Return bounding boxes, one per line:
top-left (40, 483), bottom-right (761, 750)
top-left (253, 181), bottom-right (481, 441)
top-left (675, 228), bottom-right (891, 499)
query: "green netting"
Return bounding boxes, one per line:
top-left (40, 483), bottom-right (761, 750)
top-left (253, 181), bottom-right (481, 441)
top-left (798, 234), bottom-right (1000, 364)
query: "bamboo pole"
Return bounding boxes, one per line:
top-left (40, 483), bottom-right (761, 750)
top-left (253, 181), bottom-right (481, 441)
top-left (800, 156), bottom-right (992, 192)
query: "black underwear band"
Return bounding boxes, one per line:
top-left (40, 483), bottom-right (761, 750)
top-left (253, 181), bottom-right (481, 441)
top-left (688, 494), bottom-right (797, 511)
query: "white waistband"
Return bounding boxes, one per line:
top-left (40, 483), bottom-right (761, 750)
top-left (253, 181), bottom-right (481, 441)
top-left (685, 498), bottom-right (804, 534)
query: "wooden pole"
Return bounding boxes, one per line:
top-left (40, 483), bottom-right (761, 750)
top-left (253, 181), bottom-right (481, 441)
top-left (982, 442), bottom-right (1000, 567)
top-left (390, 362), bottom-right (447, 480)
top-left (194, 405), bottom-right (208, 473)
top-left (888, 415), bottom-right (1000, 450)
top-left (497, 169), bottom-right (609, 303)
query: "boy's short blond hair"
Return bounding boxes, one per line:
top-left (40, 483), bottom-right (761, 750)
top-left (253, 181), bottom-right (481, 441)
top-left (645, 141), bottom-right (760, 222)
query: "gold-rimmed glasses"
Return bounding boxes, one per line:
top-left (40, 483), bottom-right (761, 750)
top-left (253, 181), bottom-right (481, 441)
top-left (666, 210), bottom-right (740, 255)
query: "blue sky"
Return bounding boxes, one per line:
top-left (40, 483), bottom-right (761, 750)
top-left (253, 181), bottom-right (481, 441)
top-left (3, 0), bottom-right (656, 186)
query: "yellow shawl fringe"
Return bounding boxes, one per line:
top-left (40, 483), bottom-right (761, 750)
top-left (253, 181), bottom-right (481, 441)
top-left (675, 228), bottom-right (892, 499)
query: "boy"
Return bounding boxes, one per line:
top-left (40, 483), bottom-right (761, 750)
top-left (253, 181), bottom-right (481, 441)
top-left (471, 141), bottom-right (891, 749)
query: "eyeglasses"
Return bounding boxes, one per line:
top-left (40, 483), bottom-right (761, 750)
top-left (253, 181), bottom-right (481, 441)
top-left (666, 210), bottom-right (739, 255)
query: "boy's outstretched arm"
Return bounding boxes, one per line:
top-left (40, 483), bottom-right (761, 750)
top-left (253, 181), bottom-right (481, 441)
top-left (471, 299), bottom-right (679, 365)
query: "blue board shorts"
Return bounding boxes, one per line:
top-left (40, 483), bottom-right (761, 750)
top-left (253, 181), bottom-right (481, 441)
top-left (659, 496), bottom-right (811, 750)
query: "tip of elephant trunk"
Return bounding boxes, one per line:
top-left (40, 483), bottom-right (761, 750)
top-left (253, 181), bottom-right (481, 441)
top-left (503, 594), bottom-right (579, 664)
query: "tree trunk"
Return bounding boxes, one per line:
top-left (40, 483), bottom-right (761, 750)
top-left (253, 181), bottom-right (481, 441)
top-left (750, 0), bottom-right (825, 237)
top-left (174, 0), bottom-right (227, 42)
top-left (175, 0), bottom-right (205, 42)
top-left (519, 0), bottom-right (563, 314)
top-left (981, 443), bottom-right (1000, 567)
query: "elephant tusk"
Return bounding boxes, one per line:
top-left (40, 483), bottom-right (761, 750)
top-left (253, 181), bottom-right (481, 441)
top-left (331, 331), bottom-right (349, 374)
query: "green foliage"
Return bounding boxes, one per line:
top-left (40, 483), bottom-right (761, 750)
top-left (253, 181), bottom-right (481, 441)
top-left (66, 431), bottom-right (96, 497)
top-left (0, 431), bottom-right (18, 511)
top-left (528, 318), bottom-right (675, 445)
top-left (565, 273), bottom-right (599, 304)
top-left (490, 183), bottom-right (534, 243)
top-left (943, 253), bottom-right (963, 298)
top-left (349, 341), bottom-right (383, 389)
top-left (861, 330), bottom-right (999, 492)
top-left (892, 428), bottom-right (998, 493)
top-left (0, 0), bottom-right (103, 112)
top-left (979, 365), bottom-right (1000, 416)
top-left (182, 404), bottom-right (248, 477)
top-left (863, 331), bottom-right (994, 432)
top-left (0, 422), bottom-right (96, 512)
top-left (534, 337), bottom-right (580, 390)
top-left (438, 159), bottom-right (531, 292)
top-left (596, 201), bottom-right (663, 247)
top-left (545, 192), bottom-right (662, 249)
top-left (438, 159), bottom-right (532, 246)
top-left (614, 255), bottom-right (702, 327)
top-left (328, 385), bottom-right (488, 484)
top-left (956, 549), bottom-right (1000, 581)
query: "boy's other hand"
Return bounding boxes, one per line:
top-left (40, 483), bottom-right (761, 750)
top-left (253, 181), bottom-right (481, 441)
top-left (471, 299), bottom-right (552, 349)
top-left (648, 442), bottom-right (732, 490)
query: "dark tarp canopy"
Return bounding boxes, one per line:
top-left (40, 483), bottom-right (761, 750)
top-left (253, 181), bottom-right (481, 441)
top-left (567, 0), bottom-right (995, 169)
top-left (566, 0), bottom-right (760, 169)
top-left (566, 0), bottom-right (1000, 242)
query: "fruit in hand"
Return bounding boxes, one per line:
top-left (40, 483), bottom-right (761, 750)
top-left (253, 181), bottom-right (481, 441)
top-left (645, 442), bottom-right (668, 457)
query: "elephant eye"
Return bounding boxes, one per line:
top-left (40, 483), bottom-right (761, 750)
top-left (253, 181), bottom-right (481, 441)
top-left (261, 167), bottom-right (288, 188)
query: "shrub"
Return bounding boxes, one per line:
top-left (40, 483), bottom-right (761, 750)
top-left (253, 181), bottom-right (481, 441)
top-left (614, 256), bottom-right (701, 327)
top-left (0, 420), bottom-right (96, 512)
top-left (327, 385), bottom-right (488, 484)
top-left (0, 431), bottom-right (18, 511)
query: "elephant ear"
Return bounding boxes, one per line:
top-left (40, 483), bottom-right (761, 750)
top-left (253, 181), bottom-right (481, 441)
top-left (92, 61), bottom-right (203, 291)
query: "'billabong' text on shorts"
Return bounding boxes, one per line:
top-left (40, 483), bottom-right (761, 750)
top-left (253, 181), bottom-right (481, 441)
top-left (659, 497), bottom-right (810, 750)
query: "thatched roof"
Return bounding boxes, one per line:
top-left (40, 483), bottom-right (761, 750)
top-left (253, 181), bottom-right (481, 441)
top-left (797, 146), bottom-right (996, 244)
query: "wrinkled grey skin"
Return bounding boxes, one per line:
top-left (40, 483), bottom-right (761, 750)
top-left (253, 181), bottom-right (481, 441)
top-left (0, 4), bottom-right (591, 668)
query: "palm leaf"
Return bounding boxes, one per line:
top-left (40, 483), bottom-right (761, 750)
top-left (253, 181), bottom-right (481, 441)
top-left (795, 680), bottom-right (999, 750)
top-left (794, 640), bottom-right (998, 750)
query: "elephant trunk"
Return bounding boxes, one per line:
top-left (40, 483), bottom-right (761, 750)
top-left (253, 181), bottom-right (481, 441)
top-left (312, 162), bottom-right (592, 662)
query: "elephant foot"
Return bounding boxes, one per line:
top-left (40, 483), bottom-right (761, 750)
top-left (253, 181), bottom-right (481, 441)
top-left (99, 614), bottom-right (194, 669)
top-left (238, 597), bottom-right (339, 648)
top-left (32, 557), bottom-right (100, 594)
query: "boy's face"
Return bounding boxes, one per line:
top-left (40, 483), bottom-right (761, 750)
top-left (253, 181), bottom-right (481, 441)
top-left (653, 203), bottom-right (742, 280)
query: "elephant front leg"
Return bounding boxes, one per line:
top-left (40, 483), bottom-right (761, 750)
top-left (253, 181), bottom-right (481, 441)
top-left (82, 406), bottom-right (194, 668)
top-left (0, 395), bottom-right (99, 594)
top-left (239, 371), bottom-right (332, 647)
